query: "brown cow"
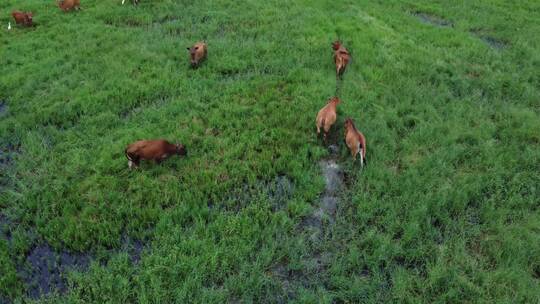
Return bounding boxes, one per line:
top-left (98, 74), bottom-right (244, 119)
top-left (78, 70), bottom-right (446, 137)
top-left (332, 41), bottom-right (351, 78)
top-left (316, 97), bottom-right (341, 142)
top-left (125, 139), bottom-right (187, 169)
top-left (187, 41), bottom-right (207, 68)
top-left (344, 118), bottom-right (367, 166)
top-left (58, 0), bottom-right (81, 12)
top-left (11, 11), bottom-right (33, 27)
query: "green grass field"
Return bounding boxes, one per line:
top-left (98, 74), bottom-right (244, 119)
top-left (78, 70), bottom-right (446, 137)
top-left (1, 0), bottom-right (539, 302)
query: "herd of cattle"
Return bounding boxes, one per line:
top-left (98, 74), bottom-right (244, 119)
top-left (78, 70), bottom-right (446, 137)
top-left (8, 1), bottom-right (367, 169)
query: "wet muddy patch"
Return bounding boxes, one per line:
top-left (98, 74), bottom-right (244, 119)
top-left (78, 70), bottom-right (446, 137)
top-left (478, 36), bottom-right (507, 49)
top-left (119, 96), bottom-right (170, 119)
top-left (269, 252), bottom-right (334, 300)
top-left (267, 175), bottom-right (295, 210)
top-left (413, 11), bottom-right (453, 28)
top-left (470, 29), bottom-right (508, 49)
top-left (0, 295), bottom-right (10, 304)
top-left (0, 100), bottom-right (8, 116)
top-left (215, 175), bottom-right (294, 212)
top-left (272, 144), bottom-right (349, 298)
top-left (0, 214), bottom-right (13, 242)
top-left (0, 218), bottom-right (148, 302)
top-left (300, 158), bottom-right (343, 241)
top-left (0, 143), bottom-right (20, 191)
top-left (102, 17), bottom-right (148, 28)
top-left (159, 26), bottom-right (185, 37)
top-left (16, 235), bottom-right (147, 300)
top-left (0, 143), bottom-right (19, 167)
top-left (154, 15), bottom-right (181, 25)
top-left (118, 234), bottom-right (145, 265)
top-left (217, 67), bottom-right (274, 82)
top-left (18, 243), bottom-right (92, 299)
top-left (155, 19), bottom-right (186, 37)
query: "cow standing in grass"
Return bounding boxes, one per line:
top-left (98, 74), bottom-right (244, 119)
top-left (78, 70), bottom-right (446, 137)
top-left (122, 0), bottom-right (139, 5)
top-left (11, 11), bottom-right (33, 27)
top-left (58, 0), bottom-right (81, 12)
top-left (187, 42), bottom-right (207, 68)
top-left (316, 97), bottom-right (341, 142)
top-left (332, 41), bottom-right (350, 78)
top-left (125, 139), bottom-right (187, 169)
top-left (344, 118), bottom-right (366, 166)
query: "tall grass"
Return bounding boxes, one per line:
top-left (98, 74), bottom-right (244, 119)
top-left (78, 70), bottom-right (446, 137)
top-left (0, 0), bottom-right (539, 302)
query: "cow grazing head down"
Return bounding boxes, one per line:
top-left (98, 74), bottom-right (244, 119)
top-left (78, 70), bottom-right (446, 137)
top-left (58, 0), bottom-right (81, 12)
top-left (332, 41), bottom-right (342, 50)
top-left (12, 11), bottom-right (33, 27)
top-left (187, 42), bottom-right (207, 68)
top-left (344, 117), bottom-right (354, 130)
top-left (328, 96), bottom-right (341, 105)
top-left (24, 12), bottom-right (33, 25)
top-left (125, 139), bottom-right (187, 169)
top-left (332, 40), bottom-right (350, 78)
top-left (175, 143), bottom-right (187, 156)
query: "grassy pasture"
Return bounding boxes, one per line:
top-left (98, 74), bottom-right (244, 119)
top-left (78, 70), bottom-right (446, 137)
top-left (1, 0), bottom-right (539, 302)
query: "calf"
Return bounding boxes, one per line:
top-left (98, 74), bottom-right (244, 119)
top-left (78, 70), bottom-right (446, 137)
top-left (58, 0), bottom-right (81, 12)
top-left (316, 97), bottom-right (341, 142)
top-left (344, 118), bottom-right (367, 166)
top-left (125, 139), bottom-right (187, 169)
top-left (187, 41), bottom-right (207, 68)
top-left (12, 11), bottom-right (33, 27)
top-left (332, 41), bottom-right (351, 78)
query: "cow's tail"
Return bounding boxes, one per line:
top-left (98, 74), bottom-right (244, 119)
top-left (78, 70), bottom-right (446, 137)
top-left (358, 133), bottom-right (366, 167)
